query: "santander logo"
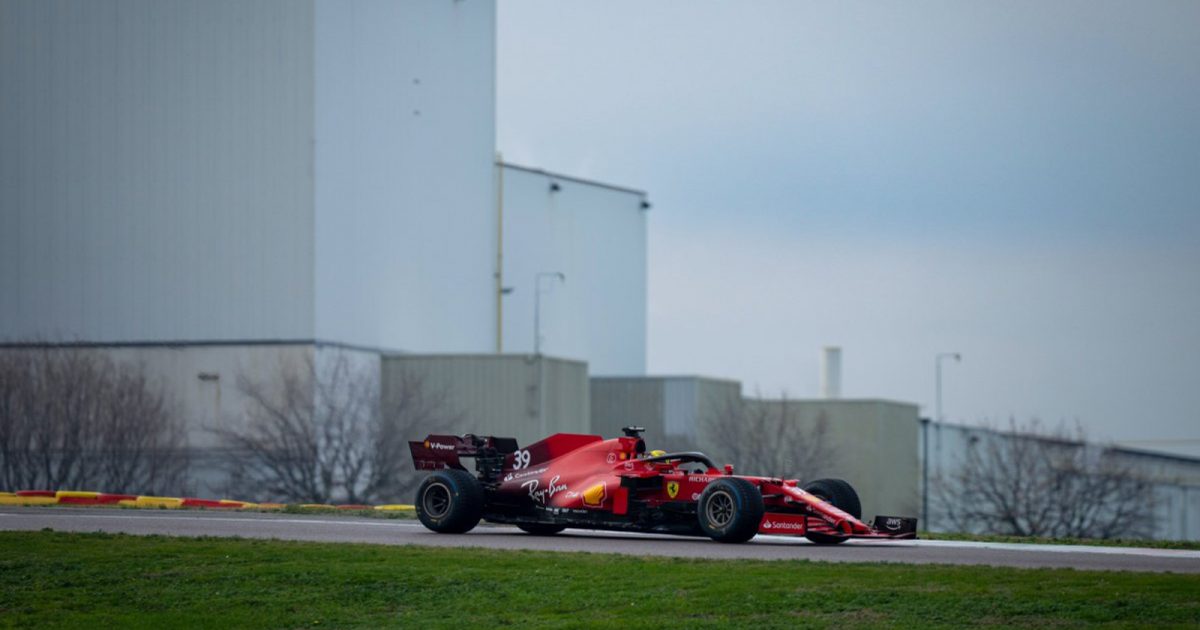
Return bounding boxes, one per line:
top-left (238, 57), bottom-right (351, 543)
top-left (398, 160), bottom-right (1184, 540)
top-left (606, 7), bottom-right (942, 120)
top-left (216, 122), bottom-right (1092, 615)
top-left (762, 519), bottom-right (804, 531)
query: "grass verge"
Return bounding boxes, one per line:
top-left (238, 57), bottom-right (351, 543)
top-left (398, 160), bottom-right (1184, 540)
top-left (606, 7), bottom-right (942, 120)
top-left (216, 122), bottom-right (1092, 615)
top-left (1, 531), bottom-right (1197, 628)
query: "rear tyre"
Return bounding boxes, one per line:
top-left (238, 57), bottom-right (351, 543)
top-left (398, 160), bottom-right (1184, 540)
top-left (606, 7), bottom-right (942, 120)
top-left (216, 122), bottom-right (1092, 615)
top-left (802, 478), bottom-right (861, 545)
top-left (415, 469), bottom-right (485, 534)
top-left (516, 523), bottom-right (567, 536)
top-left (697, 478), bottom-right (764, 543)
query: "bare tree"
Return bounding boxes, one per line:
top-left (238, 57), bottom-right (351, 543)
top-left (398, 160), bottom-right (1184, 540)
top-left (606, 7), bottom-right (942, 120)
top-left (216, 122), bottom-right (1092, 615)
top-left (218, 353), bottom-right (458, 504)
top-left (0, 346), bottom-right (188, 494)
top-left (364, 369), bottom-right (462, 503)
top-left (701, 390), bottom-right (835, 481)
top-left (934, 420), bottom-right (1156, 539)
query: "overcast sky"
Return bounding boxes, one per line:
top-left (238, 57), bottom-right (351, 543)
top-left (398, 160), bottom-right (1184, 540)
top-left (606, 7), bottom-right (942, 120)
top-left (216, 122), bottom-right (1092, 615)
top-left (496, 1), bottom-right (1200, 453)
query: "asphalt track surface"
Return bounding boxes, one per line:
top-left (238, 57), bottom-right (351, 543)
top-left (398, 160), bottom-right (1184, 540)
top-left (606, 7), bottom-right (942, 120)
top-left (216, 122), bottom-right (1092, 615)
top-left (3, 507), bottom-right (1198, 573)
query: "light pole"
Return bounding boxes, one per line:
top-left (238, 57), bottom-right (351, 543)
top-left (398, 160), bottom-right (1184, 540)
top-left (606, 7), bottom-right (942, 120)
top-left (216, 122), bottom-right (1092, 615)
top-left (533, 272), bottom-right (565, 356)
top-left (935, 352), bottom-right (961, 425)
top-left (920, 416), bottom-right (931, 530)
top-left (931, 350), bottom-right (960, 508)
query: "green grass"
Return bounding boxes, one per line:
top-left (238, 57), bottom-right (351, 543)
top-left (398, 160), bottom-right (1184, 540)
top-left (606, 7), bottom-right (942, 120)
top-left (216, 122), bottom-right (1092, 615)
top-left (0, 532), bottom-right (1197, 628)
top-left (921, 530), bottom-right (1200, 551)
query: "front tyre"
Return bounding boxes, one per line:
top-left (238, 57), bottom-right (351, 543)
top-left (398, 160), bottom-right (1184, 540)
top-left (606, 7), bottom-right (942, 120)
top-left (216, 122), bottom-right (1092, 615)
top-left (415, 469), bottom-right (484, 534)
top-left (697, 478), bottom-right (764, 543)
top-left (802, 478), bottom-right (861, 545)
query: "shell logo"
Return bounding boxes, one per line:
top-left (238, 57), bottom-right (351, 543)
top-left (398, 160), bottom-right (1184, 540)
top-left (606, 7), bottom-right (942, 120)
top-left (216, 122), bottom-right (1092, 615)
top-left (423, 440), bottom-right (431, 449)
top-left (582, 483), bottom-right (606, 507)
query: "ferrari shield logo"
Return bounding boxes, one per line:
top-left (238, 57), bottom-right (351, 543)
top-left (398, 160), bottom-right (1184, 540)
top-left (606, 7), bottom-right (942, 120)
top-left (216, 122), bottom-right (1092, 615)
top-left (582, 483), bottom-right (606, 507)
top-left (666, 481), bottom-right (680, 499)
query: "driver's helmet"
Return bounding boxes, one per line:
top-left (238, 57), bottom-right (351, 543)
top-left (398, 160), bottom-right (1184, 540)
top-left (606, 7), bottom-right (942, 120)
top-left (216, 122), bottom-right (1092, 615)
top-left (647, 449), bottom-right (666, 458)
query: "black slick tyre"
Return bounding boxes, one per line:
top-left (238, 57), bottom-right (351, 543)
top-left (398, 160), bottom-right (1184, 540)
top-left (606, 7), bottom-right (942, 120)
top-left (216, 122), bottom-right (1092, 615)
top-left (802, 477), bottom-right (861, 545)
top-left (516, 523), bottom-right (567, 536)
top-left (415, 469), bottom-right (485, 534)
top-left (697, 478), bottom-right (764, 543)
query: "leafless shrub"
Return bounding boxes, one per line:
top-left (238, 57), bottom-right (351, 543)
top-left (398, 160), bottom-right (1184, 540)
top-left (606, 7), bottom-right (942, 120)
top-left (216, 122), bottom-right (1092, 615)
top-left (367, 369), bottom-right (462, 503)
top-left (701, 390), bottom-right (835, 481)
top-left (218, 353), bottom-right (458, 504)
top-left (934, 420), bottom-right (1155, 539)
top-left (0, 346), bottom-right (188, 494)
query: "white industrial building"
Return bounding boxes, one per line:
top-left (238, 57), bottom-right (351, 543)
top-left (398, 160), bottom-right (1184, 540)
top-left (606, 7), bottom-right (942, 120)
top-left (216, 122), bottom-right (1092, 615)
top-left (924, 422), bottom-right (1200, 541)
top-left (499, 163), bottom-right (647, 375)
top-left (1, 0), bottom-right (648, 494)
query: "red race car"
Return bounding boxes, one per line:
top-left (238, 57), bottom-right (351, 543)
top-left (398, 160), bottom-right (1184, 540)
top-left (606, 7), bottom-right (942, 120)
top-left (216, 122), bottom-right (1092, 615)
top-left (409, 427), bottom-right (917, 544)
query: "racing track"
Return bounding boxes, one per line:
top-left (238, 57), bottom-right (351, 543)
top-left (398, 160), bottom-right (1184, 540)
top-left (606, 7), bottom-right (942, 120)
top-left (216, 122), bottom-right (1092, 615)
top-left (2, 506), bottom-right (1198, 573)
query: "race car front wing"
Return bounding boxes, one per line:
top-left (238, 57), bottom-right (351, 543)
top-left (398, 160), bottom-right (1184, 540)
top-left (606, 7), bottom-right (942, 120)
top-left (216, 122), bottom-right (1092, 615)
top-left (759, 481), bottom-right (918, 539)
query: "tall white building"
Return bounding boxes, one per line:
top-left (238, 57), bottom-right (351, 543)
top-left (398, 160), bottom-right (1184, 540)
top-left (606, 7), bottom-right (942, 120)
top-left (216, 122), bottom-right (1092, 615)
top-left (1, 0), bottom-right (497, 352)
top-left (1, 0), bottom-right (647, 367)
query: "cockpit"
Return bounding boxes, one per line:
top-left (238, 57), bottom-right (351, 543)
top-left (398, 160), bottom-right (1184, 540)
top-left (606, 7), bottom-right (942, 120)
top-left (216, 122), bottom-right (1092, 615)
top-left (621, 426), bottom-right (720, 475)
top-left (639, 451), bottom-right (719, 475)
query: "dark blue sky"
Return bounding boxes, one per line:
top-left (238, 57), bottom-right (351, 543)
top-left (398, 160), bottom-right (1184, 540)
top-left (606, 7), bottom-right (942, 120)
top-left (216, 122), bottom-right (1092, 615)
top-left (498, 1), bottom-right (1200, 452)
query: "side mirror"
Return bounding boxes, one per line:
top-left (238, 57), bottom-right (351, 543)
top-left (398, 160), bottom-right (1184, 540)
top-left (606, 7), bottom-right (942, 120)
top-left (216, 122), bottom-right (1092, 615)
top-left (723, 464), bottom-right (734, 475)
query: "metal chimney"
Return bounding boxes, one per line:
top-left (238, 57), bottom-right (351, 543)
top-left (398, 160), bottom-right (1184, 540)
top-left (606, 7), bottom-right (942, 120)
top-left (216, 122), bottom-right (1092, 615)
top-left (820, 346), bottom-right (842, 399)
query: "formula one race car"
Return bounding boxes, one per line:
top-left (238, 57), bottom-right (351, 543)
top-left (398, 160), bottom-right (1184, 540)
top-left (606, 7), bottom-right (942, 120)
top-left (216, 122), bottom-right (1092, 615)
top-left (409, 427), bottom-right (917, 544)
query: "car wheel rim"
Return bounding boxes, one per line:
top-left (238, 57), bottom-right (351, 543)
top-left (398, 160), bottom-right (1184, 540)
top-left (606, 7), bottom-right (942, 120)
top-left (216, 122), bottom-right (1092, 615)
top-left (706, 490), bottom-right (734, 528)
top-left (422, 482), bottom-right (451, 518)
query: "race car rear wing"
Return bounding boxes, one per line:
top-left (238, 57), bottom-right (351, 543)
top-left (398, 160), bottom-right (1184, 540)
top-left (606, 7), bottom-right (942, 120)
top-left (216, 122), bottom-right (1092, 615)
top-left (409, 434), bottom-right (519, 477)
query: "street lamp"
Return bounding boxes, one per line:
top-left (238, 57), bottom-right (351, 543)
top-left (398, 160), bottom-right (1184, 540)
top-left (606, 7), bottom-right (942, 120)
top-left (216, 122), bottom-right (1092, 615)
top-left (935, 352), bottom-right (961, 425)
top-left (533, 272), bottom-right (565, 355)
top-left (931, 351), bottom-right (961, 528)
top-left (920, 416), bottom-right (931, 529)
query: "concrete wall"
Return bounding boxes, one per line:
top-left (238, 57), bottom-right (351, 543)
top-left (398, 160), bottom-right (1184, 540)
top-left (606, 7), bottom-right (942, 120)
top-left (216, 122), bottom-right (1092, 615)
top-left (100, 344), bottom-right (321, 449)
top-left (314, 0), bottom-right (497, 353)
top-left (1, 1), bottom-right (316, 342)
top-left (590, 376), bottom-right (739, 450)
top-left (591, 378), bottom-right (665, 443)
top-left (501, 164), bottom-right (648, 375)
top-left (1112, 447), bottom-right (1200, 541)
top-left (0, 342), bottom-right (320, 496)
top-left (772, 399), bottom-right (920, 520)
top-left (383, 354), bottom-right (590, 448)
